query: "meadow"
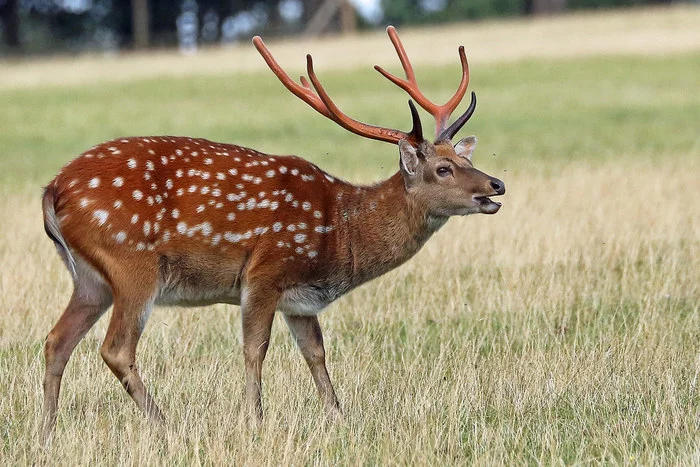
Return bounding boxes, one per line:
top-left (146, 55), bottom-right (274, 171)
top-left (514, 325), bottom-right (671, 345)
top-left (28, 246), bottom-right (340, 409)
top-left (1, 6), bottom-right (699, 464)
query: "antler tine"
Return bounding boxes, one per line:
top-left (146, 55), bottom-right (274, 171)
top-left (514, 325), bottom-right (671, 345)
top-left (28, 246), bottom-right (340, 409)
top-left (438, 91), bottom-right (477, 142)
top-left (374, 26), bottom-right (470, 139)
top-left (254, 35), bottom-right (422, 146)
top-left (305, 54), bottom-right (419, 145)
top-left (252, 36), bottom-right (333, 120)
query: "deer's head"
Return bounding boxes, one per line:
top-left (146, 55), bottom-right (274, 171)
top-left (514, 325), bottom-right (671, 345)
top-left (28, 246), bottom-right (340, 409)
top-left (395, 98), bottom-right (505, 216)
top-left (253, 26), bottom-right (505, 216)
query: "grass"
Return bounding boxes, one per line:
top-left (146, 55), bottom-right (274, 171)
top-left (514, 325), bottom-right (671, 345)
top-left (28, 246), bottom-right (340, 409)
top-left (1, 8), bottom-right (699, 464)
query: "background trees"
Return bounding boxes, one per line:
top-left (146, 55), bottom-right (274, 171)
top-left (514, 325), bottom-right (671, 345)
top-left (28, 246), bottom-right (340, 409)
top-left (0, 0), bottom-right (676, 55)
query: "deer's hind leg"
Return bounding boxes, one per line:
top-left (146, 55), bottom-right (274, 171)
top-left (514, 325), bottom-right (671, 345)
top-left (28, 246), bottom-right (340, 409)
top-left (99, 262), bottom-right (164, 423)
top-left (42, 258), bottom-right (113, 444)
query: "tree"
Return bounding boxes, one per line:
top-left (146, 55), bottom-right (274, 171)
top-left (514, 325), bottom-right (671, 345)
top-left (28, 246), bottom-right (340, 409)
top-left (131, 0), bottom-right (150, 49)
top-left (0, 0), bottom-right (20, 50)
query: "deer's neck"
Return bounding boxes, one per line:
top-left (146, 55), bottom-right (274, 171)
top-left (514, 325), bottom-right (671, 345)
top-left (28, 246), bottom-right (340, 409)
top-left (337, 172), bottom-right (447, 287)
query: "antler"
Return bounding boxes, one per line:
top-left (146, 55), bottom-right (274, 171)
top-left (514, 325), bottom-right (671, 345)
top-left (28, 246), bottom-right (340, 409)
top-left (252, 36), bottom-right (423, 145)
top-left (374, 25), bottom-right (474, 140)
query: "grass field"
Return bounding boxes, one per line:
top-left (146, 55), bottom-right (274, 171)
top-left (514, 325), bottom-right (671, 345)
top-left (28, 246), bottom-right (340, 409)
top-left (1, 6), bottom-right (699, 464)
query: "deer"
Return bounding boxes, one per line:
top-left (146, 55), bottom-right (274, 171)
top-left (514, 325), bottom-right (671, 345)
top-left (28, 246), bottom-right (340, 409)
top-left (40, 26), bottom-right (505, 443)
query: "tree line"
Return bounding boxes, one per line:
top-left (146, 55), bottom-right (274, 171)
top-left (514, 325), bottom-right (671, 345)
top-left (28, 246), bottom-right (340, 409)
top-left (0, 0), bottom-right (676, 55)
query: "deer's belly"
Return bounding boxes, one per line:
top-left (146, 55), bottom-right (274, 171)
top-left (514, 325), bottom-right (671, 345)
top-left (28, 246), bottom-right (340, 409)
top-left (155, 285), bottom-right (242, 307)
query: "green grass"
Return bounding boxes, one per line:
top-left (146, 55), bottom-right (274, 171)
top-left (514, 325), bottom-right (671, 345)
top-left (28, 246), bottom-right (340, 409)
top-left (2, 52), bottom-right (698, 188)
top-left (0, 30), bottom-right (699, 464)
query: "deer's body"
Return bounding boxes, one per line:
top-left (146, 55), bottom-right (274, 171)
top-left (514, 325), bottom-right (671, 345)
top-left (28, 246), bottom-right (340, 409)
top-left (47, 136), bottom-right (441, 314)
top-left (41, 27), bottom-right (506, 443)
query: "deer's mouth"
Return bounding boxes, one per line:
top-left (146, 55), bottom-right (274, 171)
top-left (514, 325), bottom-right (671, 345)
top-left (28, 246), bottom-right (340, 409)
top-left (473, 196), bottom-right (502, 214)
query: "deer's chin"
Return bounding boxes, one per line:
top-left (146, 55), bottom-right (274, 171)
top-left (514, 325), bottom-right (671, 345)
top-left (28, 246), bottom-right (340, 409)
top-left (473, 196), bottom-right (502, 214)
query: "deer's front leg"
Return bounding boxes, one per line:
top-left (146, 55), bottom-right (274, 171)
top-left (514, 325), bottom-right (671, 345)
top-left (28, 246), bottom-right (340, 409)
top-left (241, 281), bottom-right (279, 424)
top-left (283, 314), bottom-right (341, 418)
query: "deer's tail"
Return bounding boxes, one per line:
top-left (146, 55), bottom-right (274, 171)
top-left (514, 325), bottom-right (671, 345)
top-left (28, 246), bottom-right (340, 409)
top-left (42, 184), bottom-right (76, 278)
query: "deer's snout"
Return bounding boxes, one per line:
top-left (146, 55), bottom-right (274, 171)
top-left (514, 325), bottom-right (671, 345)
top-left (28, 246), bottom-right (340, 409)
top-left (489, 177), bottom-right (505, 195)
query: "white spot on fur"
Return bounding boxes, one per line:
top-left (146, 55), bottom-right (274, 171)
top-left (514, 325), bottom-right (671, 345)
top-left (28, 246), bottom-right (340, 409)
top-left (112, 177), bottom-right (124, 187)
top-left (294, 233), bottom-right (307, 243)
top-left (132, 190), bottom-right (143, 200)
top-left (115, 231), bottom-right (127, 243)
top-left (127, 159), bottom-right (137, 169)
top-left (88, 177), bottom-right (100, 188)
top-left (113, 200), bottom-right (123, 209)
top-left (273, 222), bottom-right (282, 232)
top-left (92, 210), bottom-right (108, 226)
top-left (131, 214), bottom-right (139, 224)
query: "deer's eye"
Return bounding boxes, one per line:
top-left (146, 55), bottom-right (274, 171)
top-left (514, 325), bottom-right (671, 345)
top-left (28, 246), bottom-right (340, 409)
top-left (436, 166), bottom-right (453, 177)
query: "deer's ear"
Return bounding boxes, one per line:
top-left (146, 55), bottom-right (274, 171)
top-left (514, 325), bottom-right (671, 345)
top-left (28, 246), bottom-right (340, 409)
top-left (454, 136), bottom-right (477, 161)
top-left (398, 140), bottom-right (420, 177)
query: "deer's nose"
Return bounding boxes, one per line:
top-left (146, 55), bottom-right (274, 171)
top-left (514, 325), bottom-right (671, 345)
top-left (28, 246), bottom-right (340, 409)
top-left (489, 178), bottom-right (505, 195)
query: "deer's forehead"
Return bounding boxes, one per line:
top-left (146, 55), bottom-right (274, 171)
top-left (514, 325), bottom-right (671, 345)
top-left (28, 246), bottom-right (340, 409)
top-left (427, 142), bottom-right (473, 168)
top-left (433, 143), bottom-right (457, 158)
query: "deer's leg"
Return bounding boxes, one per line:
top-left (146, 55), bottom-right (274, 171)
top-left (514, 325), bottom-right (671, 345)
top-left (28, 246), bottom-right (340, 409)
top-left (100, 285), bottom-right (163, 423)
top-left (241, 281), bottom-right (280, 423)
top-left (42, 265), bottom-right (112, 444)
top-left (283, 314), bottom-right (341, 418)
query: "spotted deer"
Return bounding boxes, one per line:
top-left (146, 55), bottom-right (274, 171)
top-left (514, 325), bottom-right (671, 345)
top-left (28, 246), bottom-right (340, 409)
top-left (41, 26), bottom-right (505, 442)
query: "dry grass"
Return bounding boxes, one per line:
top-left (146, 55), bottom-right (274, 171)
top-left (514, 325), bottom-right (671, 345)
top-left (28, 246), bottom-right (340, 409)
top-left (2, 158), bottom-right (698, 463)
top-left (1, 7), bottom-right (699, 464)
top-left (1, 5), bottom-right (699, 90)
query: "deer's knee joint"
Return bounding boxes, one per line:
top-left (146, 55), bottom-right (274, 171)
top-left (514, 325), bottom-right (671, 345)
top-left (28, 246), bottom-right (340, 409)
top-left (100, 343), bottom-right (131, 374)
top-left (303, 347), bottom-right (326, 367)
top-left (44, 332), bottom-right (69, 368)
